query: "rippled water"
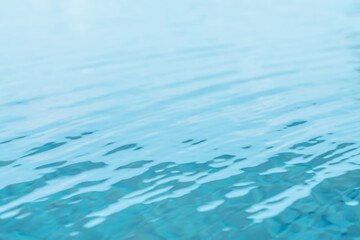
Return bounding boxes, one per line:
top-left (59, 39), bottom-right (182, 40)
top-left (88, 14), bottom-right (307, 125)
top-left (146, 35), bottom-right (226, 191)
top-left (1, 0), bottom-right (360, 239)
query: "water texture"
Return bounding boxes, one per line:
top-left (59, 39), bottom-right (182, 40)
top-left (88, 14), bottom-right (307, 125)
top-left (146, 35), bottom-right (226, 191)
top-left (1, 0), bottom-right (360, 239)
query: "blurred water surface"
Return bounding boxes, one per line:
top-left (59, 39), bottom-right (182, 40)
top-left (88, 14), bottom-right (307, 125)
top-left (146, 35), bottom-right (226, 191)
top-left (1, 0), bottom-right (360, 239)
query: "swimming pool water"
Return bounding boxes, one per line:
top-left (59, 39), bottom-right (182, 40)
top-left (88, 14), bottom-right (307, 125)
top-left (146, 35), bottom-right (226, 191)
top-left (1, 0), bottom-right (360, 239)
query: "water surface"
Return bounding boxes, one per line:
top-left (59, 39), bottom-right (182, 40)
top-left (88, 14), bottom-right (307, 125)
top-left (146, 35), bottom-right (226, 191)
top-left (1, 0), bottom-right (360, 239)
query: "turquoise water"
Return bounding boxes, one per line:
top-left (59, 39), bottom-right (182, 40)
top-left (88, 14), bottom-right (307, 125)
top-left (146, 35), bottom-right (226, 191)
top-left (1, 0), bottom-right (360, 239)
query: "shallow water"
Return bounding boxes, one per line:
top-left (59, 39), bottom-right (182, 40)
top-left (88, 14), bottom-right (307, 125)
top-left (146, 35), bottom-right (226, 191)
top-left (1, 0), bottom-right (360, 239)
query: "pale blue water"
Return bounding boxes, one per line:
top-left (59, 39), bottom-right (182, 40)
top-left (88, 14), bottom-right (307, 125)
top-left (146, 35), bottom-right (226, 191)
top-left (1, 0), bottom-right (360, 239)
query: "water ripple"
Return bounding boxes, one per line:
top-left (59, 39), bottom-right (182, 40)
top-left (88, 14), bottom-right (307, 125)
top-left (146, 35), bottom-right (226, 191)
top-left (1, 0), bottom-right (360, 239)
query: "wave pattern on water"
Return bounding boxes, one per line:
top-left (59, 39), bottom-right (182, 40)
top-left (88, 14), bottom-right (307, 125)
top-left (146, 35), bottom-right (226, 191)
top-left (1, 0), bottom-right (360, 239)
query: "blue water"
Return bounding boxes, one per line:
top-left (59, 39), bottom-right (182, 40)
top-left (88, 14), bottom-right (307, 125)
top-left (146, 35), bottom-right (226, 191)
top-left (1, 0), bottom-right (360, 239)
